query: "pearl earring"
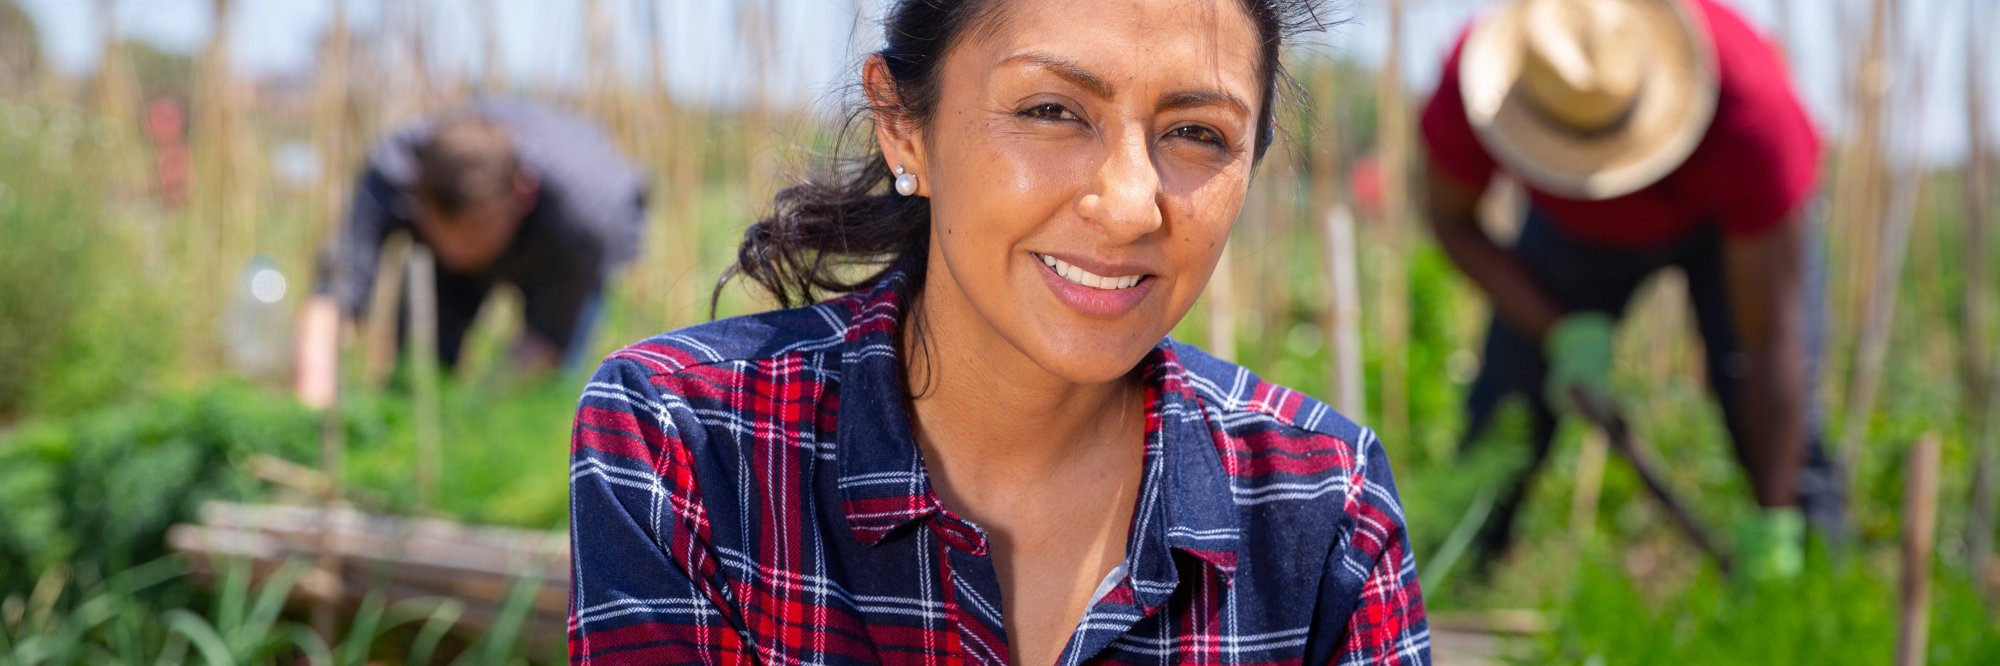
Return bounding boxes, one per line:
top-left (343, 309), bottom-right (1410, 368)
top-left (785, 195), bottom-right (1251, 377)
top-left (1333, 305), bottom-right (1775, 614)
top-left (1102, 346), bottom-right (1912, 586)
top-left (894, 165), bottom-right (919, 197)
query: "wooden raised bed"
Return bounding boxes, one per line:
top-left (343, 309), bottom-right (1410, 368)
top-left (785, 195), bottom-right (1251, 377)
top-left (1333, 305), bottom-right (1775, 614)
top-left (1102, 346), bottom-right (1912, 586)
top-left (167, 501), bottom-right (568, 654)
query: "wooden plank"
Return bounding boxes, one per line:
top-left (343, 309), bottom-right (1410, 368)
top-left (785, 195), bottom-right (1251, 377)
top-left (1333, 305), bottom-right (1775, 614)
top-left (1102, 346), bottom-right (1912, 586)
top-left (1427, 609), bottom-right (1550, 637)
top-left (171, 502), bottom-right (573, 653)
top-left (175, 523), bottom-right (566, 614)
top-left (170, 523), bottom-right (565, 655)
top-left (197, 503), bottom-right (567, 562)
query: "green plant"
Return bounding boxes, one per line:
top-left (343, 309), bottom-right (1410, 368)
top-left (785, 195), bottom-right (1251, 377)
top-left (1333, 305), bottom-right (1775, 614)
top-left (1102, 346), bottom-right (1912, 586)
top-left (0, 101), bottom-right (184, 421)
top-left (0, 103), bottom-right (100, 417)
top-left (1, 555), bottom-right (547, 665)
top-left (1534, 547), bottom-right (2000, 665)
top-left (0, 384), bottom-right (319, 591)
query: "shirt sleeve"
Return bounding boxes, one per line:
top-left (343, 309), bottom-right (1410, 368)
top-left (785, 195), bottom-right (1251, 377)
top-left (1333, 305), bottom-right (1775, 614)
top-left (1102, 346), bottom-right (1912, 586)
top-left (1418, 33), bottom-right (1498, 193)
top-left (569, 356), bottom-right (754, 664)
top-left (1685, 2), bottom-right (1820, 237)
top-left (1303, 429), bottom-right (1430, 665)
top-left (324, 166), bottom-right (403, 317)
top-left (519, 181), bottom-right (638, 355)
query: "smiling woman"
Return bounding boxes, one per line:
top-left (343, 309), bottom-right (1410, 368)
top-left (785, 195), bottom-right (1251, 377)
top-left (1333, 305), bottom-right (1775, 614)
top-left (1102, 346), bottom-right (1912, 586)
top-left (568, 1), bottom-right (1430, 664)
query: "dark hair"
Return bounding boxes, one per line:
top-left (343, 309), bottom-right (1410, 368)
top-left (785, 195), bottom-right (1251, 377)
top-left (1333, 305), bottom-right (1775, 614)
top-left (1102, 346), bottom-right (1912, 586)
top-left (717, 0), bottom-right (1337, 312)
top-left (412, 114), bottom-right (520, 215)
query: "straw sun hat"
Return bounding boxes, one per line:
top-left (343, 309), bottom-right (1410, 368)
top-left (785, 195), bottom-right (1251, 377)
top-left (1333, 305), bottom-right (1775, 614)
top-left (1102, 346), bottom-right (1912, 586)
top-left (1460, 0), bottom-right (1718, 200)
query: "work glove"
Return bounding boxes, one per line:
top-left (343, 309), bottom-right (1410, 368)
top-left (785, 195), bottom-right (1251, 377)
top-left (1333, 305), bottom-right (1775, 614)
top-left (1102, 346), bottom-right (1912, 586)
top-left (1736, 507), bottom-right (1805, 583)
top-left (1542, 312), bottom-right (1616, 417)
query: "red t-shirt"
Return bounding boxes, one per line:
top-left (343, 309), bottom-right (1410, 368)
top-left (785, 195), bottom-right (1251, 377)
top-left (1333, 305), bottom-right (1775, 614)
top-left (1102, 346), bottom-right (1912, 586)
top-left (1419, 0), bottom-right (1820, 250)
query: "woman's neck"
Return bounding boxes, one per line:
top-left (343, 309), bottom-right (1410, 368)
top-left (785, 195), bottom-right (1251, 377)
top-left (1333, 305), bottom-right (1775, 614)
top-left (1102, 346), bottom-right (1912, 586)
top-left (901, 264), bottom-right (1144, 489)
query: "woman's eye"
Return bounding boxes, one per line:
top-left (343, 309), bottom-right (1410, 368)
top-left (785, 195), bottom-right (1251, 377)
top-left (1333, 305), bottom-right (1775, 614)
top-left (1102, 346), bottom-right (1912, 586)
top-left (1169, 124), bottom-right (1226, 148)
top-left (1020, 103), bottom-right (1077, 121)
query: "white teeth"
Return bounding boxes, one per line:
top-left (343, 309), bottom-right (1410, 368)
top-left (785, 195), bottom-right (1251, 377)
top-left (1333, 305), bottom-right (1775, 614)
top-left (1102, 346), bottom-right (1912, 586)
top-left (1035, 253), bottom-right (1144, 291)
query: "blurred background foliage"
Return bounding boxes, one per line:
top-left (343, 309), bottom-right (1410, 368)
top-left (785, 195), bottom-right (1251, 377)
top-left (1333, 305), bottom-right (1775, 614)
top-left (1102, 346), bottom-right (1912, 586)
top-left (1, 0), bottom-right (1996, 663)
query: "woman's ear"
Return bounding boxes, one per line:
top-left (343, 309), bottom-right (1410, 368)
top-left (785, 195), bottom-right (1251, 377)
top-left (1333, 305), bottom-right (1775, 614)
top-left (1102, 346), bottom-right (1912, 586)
top-left (863, 55), bottom-right (928, 190)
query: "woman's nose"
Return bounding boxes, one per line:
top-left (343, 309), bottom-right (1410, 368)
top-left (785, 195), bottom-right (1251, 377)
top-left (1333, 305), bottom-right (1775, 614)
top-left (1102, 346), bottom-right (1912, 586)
top-left (1076, 130), bottom-right (1164, 241)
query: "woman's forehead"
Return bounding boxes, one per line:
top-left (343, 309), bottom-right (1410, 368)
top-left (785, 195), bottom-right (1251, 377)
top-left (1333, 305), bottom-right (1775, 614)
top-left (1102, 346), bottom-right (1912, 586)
top-left (958, 0), bottom-right (1263, 97)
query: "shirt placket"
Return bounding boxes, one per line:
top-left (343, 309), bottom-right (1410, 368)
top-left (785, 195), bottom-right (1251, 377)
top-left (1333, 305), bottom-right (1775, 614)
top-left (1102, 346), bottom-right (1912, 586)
top-left (932, 515), bottom-right (1010, 665)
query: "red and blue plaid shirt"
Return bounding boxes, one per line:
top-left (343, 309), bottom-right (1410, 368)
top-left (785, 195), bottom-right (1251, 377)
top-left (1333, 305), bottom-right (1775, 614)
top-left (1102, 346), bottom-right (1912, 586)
top-left (569, 266), bottom-right (1429, 664)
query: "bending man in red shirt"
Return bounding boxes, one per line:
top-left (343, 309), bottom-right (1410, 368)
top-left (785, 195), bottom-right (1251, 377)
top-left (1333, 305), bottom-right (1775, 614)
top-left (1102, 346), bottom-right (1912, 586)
top-left (1419, 0), bottom-right (1842, 579)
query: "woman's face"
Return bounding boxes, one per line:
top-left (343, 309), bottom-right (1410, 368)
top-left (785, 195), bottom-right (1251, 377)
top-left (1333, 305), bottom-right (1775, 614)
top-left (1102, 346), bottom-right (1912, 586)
top-left (883, 0), bottom-right (1264, 384)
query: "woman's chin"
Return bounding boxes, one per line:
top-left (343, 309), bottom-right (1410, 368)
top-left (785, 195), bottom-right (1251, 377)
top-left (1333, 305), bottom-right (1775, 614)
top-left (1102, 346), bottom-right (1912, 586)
top-left (1019, 329), bottom-right (1164, 386)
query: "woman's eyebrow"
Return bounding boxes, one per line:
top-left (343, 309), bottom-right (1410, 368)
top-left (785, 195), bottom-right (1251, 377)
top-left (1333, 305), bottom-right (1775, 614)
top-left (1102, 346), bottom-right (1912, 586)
top-left (1000, 51), bottom-right (1248, 118)
top-left (1159, 89), bottom-right (1249, 116)
top-left (999, 52), bottom-right (1115, 100)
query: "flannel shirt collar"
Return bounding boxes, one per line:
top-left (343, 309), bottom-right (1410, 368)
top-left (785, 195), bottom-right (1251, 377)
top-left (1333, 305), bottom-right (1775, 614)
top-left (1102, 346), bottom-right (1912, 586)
top-left (833, 263), bottom-right (1243, 598)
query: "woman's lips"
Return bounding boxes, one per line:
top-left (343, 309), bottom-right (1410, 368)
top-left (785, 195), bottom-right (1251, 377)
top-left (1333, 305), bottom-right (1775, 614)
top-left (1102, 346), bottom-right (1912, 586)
top-left (1032, 252), bottom-right (1155, 319)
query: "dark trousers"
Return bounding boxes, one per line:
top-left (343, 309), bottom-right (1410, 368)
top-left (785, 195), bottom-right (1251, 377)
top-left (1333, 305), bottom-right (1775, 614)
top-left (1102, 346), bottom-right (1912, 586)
top-left (1460, 208), bottom-right (1847, 560)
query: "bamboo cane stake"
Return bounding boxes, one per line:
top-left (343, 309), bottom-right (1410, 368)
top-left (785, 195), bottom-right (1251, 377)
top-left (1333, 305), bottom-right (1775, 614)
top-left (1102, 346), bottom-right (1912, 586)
top-left (1629, 273), bottom-right (1691, 388)
top-left (90, 0), bottom-right (122, 116)
top-left (1840, 0), bottom-right (1944, 476)
top-left (1837, 141), bottom-right (1921, 479)
top-left (410, 1), bottom-right (433, 112)
top-left (669, 1), bottom-right (709, 322)
top-left (363, 233), bottom-right (413, 388)
top-left (408, 247), bottom-right (442, 511)
top-left (310, 0), bottom-right (350, 249)
top-left (1964, 0), bottom-right (1998, 602)
top-left (1261, 177), bottom-right (1292, 371)
top-left (1243, 177), bottom-right (1280, 370)
top-left (1570, 428), bottom-right (1608, 546)
top-left (309, 0), bottom-right (353, 639)
top-left (1894, 434), bottom-right (1941, 666)
top-left (1375, 0), bottom-right (1411, 436)
top-left (379, 1), bottom-right (431, 126)
top-left (189, 0), bottom-right (244, 371)
top-left (311, 364), bottom-right (345, 638)
top-left (628, 0), bottom-right (663, 320)
top-left (583, 0), bottom-right (629, 147)
top-left (644, 0), bottom-right (667, 105)
top-left (0, 0), bottom-right (34, 91)
top-left (215, 0), bottom-right (256, 268)
top-left (1307, 57), bottom-right (1342, 217)
top-left (735, 0), bottom-right (768, 203)
top-left (479, 0), bottom-right (504, 95)
top-left (1324, 203), bottom-right (1366, 418)
top-left (1829, 0), bottom-right (1896, 389)
top-left (1308, 58), bottom-right (1364, 416)
top-left (660, 0), bottom-right (706, 326)
top-left (91, 0), bottom-right (142, 191)
top-left (1209, 247), bottom-right (1239, 361)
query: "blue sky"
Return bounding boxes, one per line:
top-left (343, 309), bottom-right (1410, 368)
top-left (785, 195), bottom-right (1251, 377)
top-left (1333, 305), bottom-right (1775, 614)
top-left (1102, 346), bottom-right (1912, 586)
top-left (17, 0), bottom-right (1996, 165)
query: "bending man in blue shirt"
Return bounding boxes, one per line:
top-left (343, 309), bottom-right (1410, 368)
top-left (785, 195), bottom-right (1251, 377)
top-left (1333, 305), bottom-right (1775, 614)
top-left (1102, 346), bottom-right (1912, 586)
top-left (296, 101), bottom-right (647, 406)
